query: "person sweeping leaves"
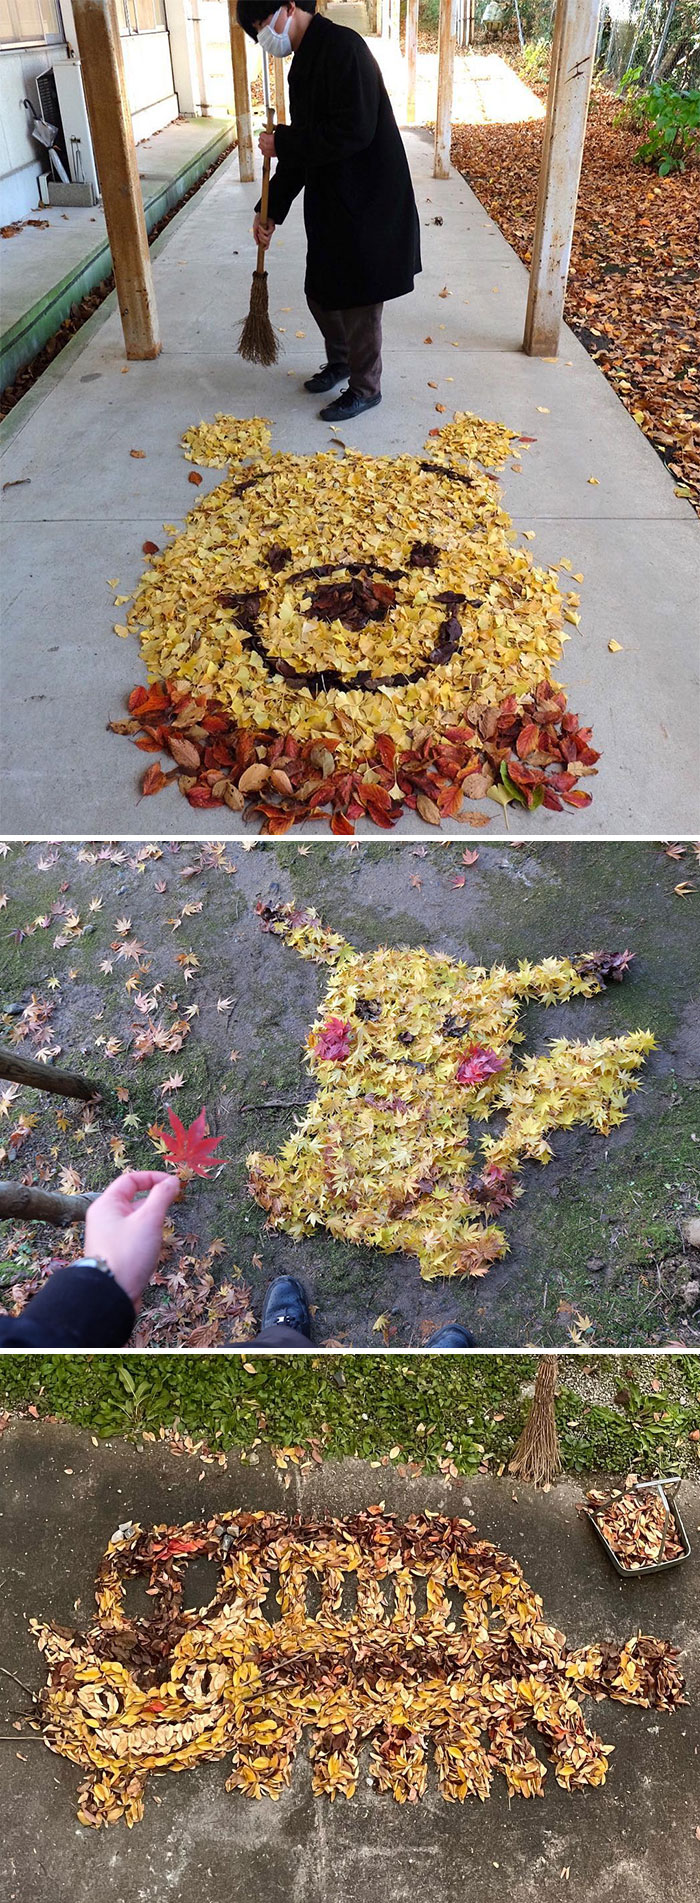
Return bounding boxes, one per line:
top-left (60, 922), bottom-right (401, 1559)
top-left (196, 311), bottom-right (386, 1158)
top-left (237, 0), bottom-right (421, 420)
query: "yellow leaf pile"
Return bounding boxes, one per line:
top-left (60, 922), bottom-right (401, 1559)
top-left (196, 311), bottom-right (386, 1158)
top-left (32, 1508), bottom-right (685, 1827)
top-left (247, 905), bottom-right (655, 1282)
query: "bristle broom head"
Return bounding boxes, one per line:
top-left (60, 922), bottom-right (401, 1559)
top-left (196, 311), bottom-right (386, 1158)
top-left (238, 270), bottom-right (279, 366)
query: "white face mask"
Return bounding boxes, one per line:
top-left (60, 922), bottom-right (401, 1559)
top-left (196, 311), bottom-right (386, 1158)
top-left (258, 13), bottom-right (293, 58)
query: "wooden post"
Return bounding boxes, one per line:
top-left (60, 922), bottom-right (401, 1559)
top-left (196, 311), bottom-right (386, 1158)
top-left (434, 0), bottom-right (456, 178)
top-left (406, 0), bottom-right (419, 124)
top-left (70, 0), bottom-right (160, 360)
top-left (0, 1181), bottom-right (98, 1227)
top-left (0, 1047), bottom-right (96, 1102)
top-left (523, 0), bottom-right (601, 356)
top-left (273, 56), bottom-right (287, 124)
top-left (228, 8), bottom-right (254, 182)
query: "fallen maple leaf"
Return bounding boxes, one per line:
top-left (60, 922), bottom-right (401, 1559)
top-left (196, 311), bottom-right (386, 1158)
top-left (153, 1105), bottom-right (229, 1176)
top-left (314, 1018), bottom-right (352, 1062)
top-left (159, 1072), bottom-right (185, 1095)
top-left (456, 1045), bottom-right (507, 1087)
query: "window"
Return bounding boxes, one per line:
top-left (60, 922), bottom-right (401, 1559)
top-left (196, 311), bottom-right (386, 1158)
top-left (120, 0), bottom-right (166, 32)
top-left (0, 0), bottom-right (63, 43)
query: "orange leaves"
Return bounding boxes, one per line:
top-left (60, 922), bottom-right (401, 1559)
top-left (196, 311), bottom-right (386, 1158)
top-left (451, 93), bottom-right (699, 514)
top-left (121, 673), bottom-right (597, 830)
top-left (141, 763), bottom-right (167, 797)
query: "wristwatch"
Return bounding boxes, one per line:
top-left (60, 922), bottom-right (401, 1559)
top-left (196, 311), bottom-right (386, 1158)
top-left (72, 1255), bottom-right (118, 1283)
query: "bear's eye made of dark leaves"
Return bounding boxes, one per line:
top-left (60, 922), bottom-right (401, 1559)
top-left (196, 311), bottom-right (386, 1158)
top-left (441, 1015), bottom-right (471, 1039)
top-left (355, 998), bottom-right (383, 1021)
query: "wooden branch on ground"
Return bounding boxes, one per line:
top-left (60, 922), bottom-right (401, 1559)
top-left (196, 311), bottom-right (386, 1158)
top-left (0, 1182), bottom-right (97, 1227)
top-left (0, 1046), bottom-right (96, 1101)
top-left (240, 1097), bottom-right (311, 1112)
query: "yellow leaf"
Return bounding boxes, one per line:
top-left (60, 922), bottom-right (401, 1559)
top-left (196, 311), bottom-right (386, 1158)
top-left (607, 640), bottom-right (623, 653)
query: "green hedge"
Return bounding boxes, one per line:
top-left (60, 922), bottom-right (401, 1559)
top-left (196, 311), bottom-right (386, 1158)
top-left (1, 1354), bottom-right (698, 1477)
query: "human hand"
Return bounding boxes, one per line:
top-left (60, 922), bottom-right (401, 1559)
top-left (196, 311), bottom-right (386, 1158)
top-left (259, 130), bottom-right (276, 159)
top-left (253, 214), bottom-right (276, 251)
top-left (84, 1170), bottom-right (181, 1311)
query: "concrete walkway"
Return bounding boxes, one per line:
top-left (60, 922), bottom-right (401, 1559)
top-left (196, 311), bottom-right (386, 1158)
top-left (0, 117), bottom-right (235, 392)
top-left (1, 1418), bottom-right (698, 1903)
top-left (1, 127), bottom-right (698, 836)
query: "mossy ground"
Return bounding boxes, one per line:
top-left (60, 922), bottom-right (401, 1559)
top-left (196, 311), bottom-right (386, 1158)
top-left (1, 840), bottom-right (698, 1346)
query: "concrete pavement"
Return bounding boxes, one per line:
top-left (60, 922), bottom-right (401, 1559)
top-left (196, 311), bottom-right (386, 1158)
top-left (1, 127), bottom-right (698, 836)
top-left (1, 1417), bottom-right (698, 1903)
top-left (0, 118), bottom-right (235, 392)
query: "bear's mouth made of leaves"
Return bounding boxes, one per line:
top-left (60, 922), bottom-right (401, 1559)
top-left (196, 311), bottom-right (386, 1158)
top-left (217, 563), bottom-right (484, 696)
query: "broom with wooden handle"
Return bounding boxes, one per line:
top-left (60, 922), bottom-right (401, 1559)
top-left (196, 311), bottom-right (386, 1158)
top-left (238, 48), bottom-right (279, 366)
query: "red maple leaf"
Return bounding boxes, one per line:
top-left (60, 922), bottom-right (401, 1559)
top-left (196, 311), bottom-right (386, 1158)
top-left (456, 1045), bottom-right (507, 1088)
top-left (314, 1017), bottom-right (352, 1062)
top-left (154, 1105), bottom-right (229, 1176)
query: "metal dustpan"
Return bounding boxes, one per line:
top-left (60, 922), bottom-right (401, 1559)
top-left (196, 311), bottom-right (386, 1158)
top-left (584, 1477), bottom-right (691, 1578)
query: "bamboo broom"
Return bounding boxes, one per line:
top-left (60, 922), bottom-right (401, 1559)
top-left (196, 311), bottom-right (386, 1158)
top-left (508, 1355), bottom-right (562, 1487)
top-left (238, 49), bottom-right (279, 366)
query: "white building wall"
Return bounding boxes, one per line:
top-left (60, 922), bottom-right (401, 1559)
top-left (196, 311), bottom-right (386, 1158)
top-left (0, 44), bottom-right (70, 221)
top-left (1, 3), bottom-right (182, 223)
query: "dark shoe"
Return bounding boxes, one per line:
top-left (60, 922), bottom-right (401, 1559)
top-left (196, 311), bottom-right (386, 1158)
top-left (260, 1274), bottom-right (311, 1337)
top-left (425, 1323), bottom-right (477, 1349)
top-left (319, 389), bottom-right (382, 422)
top-left (304, 362), bottom-right (347, 394)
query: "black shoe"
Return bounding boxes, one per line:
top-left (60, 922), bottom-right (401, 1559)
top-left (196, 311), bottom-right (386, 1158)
top-left (319, 388), bottom-right (382, 422)
top-left (304, 362), bottom-right (347, 394)
top-left (260, 1275), bottom-right (311, 1337)
top-left (425, 1323), bottom-right (477, 1349)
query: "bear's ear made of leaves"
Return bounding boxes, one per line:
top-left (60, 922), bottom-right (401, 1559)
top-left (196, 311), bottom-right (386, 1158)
top-left (256, 899), bottom-right (353, 966)
top-left (181, 413), bottom-right (273, 474)
top-left (422, 410), bottom-right (516, 472)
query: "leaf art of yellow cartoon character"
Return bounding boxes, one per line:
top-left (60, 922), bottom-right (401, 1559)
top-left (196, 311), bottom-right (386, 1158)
top-left (115, 411), bottom-right (600, 832)
top-left (32, 1509), bottom-right (685, 1828)
top-left (247, 904), bottom-right (655, 1283)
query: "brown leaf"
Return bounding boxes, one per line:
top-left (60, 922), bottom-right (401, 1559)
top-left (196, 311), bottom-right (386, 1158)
top-left (238, 763), bottom-right (270, 794)
top-left (167, 736), bottom-right (201, 771)
top-left (461, 771), bottom-right (492, 799)
top-left (142, 763), bottom-right (167, 796)
top-left (416, 792), bottom-right (442, 827)
top-left (188, 471), bottom-right (203, 485)
top-left (270, 768), bottom-right (294, 796)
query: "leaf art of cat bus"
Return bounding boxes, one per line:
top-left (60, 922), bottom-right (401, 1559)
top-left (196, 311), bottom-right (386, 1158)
top-left (33, 1509), bottom-right (685, 1826)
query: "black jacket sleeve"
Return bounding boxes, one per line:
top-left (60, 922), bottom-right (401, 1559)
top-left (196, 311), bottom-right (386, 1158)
top-left (259, 158), bottom-right (306, 229)
top-left (0, 1263), bottom-right (135, 1349)
top-left (273, 37), bottom-right (380, 170)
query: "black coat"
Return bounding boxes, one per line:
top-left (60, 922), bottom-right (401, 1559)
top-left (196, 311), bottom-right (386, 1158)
top-left (266, 14), bottom-right (421, 310)
top-left (0, 1261), bottom-right (135, 1348)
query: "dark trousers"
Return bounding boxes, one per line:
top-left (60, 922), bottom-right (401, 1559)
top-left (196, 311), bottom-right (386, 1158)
top-left (307, 294), bottom-right (383, 399)
top-left (249, 1322), bottom-right (312, 1349)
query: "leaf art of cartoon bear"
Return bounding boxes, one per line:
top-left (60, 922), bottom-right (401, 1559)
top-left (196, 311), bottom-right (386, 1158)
top-left (33, 1510), bottom-right (685, 1828)
top-left (114, 411), bottom-right (600, 832)
top-left (246, 903), bottom-right (655, 1283)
